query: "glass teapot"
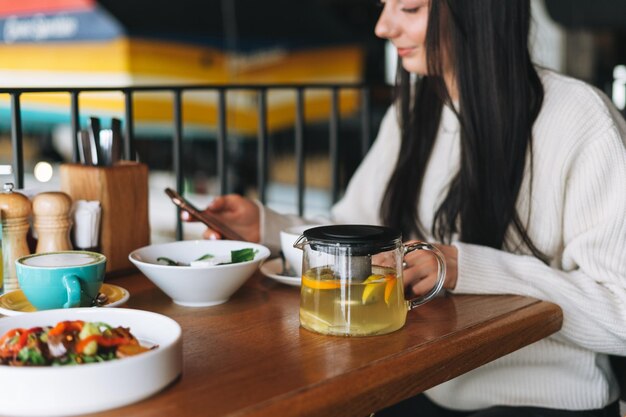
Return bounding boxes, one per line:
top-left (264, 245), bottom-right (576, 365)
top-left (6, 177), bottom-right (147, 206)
top-left (294, 224), bottom-right (446, 337)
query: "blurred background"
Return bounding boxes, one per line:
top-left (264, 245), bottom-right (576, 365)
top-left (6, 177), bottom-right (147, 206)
top-left (0, 0), bottom-right (625, 241)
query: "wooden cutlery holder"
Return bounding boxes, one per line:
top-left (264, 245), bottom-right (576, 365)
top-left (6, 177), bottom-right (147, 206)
top-left (60, 161), bottom-right (150, 275)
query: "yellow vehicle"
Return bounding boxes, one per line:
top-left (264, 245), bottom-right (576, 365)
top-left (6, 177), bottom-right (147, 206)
top-left (0, 0), bottom-right (364, 137)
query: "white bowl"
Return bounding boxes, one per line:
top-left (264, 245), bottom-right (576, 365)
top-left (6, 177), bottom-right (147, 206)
top-left (280, 224), bottom-right (319, 277)
top-left (0, 308), bottom-right (182, 416)
top-left (129, 240), bottom-right (270, 307)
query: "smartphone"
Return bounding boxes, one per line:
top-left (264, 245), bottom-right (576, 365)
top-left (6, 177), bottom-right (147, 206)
top-left (164, 188), bottom-right (246, 241)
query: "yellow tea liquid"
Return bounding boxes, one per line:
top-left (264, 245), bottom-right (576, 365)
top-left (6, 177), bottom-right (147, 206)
top-left (300, 265), bottom-right (407, 336)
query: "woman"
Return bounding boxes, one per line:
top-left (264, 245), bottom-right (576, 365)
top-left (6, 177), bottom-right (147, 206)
top-left (189, 0), bottom-right (626, 415)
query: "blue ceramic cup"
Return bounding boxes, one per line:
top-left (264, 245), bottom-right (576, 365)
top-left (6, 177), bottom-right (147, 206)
top-left (16, 251), bottom-right (106, 310)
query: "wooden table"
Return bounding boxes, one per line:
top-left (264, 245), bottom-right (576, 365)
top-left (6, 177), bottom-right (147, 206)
top-left (90, 271), bottom-right (562, 417)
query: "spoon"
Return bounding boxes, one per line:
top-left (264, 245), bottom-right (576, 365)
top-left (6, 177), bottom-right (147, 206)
top-left (279, 251), bottom-right (288, 275)
top-left (99, 129), bottom-right (113, 166)
top-left (92, 292), bottom-right (109, 307)
top-left (88, 117), bottom-right (101, 166)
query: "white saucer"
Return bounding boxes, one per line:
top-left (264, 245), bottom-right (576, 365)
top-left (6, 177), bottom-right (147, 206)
top-left (260, 258), bottom-right (300, 287)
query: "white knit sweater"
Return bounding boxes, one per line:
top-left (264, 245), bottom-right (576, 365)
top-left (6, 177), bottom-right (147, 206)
top-left (261, 70), bottom-right (626, 410)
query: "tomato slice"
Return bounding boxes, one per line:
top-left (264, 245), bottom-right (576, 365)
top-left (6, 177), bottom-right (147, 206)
top-left (48, 320), bottom-right (84, 336)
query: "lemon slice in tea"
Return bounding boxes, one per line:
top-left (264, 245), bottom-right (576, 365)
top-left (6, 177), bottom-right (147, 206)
top-left (362, 274), bottom-right (397, 305)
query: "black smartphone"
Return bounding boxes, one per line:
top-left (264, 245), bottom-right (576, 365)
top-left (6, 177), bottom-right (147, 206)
top-left (164, 188), bottom-right (246, 241)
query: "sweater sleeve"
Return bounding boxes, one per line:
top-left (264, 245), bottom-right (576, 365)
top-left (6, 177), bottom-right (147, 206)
top-left (451, 127), bottom-right (626, 355)
top-left (257, 201), bottom-right (308, 256)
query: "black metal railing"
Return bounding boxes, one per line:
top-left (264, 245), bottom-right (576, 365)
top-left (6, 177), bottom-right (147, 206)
top-left (1, 83), bottom-right (375, 239)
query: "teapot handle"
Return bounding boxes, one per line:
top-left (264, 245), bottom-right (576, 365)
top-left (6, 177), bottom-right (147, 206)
top-left (403, 242), bottom-right (446, 310)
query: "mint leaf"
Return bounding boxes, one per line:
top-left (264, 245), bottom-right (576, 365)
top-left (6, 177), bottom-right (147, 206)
top-left (230, 248), bottom-right (257, 263)
top-left (157, 257), bottom-right (178, 266)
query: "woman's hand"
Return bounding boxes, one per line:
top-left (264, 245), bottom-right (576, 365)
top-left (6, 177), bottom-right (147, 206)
top-left (182, 194), bottom-right (261, 242)
top-left (402, 242), bottom-right (458, 296)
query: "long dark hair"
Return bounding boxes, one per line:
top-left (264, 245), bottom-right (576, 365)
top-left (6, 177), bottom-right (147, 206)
top-left (380, 0), bottom-right (548, 261)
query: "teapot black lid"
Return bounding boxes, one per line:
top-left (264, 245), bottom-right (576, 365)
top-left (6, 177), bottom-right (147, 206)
top-left (303, 224), bottom-right (401, 255)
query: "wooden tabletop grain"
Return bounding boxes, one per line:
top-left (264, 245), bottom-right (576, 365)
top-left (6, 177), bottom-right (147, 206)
top-left (88, 270), bottom-right (563, 417)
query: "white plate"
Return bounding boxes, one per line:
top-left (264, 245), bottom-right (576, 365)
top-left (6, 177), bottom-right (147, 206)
top-left (0, 284), bottom-right (130, 316)
top-left (0, 308), bottom-right (182, 416)
top-left (260, 258), bottom-right (301, 286)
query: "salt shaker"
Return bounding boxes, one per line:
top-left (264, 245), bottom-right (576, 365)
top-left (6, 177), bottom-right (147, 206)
top-left (33, 191), bottom-right (73, 254)
top-left (0, 183), bottom-right (32, 292)
top-left (72, 200), bottom-right (101, 251)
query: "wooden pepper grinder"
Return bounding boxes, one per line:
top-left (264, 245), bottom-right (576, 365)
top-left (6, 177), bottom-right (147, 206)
top-left (0, 182), bottom-right (32, 292)
top-left (33, 191), bottom-right (73, 254)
